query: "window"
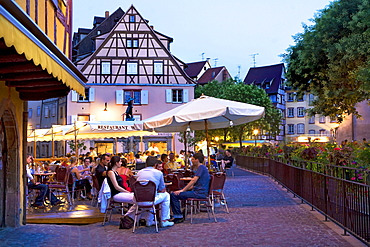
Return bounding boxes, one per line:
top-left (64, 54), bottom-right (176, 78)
top-left (77, 115), bottom-right (90, 121)
top-left (126, 39), bottom-right (139, 48)
top-left (133, 39), bottom-right (139, 47)
top-left (287, 93), bottom-right (295, 102)
top-left (37, 106), bottom-right (41, 117)
top-left (319, 115), bottom-right (326, 123)
top-left (297, 107), bottom-right (305, 117)
top-left (79, 88), bottom-right (90, 102)
top-left (319, 129), bottom-right (326, 136)
top-left (330, 116), bottom-right (337, 123)
top-left (287, 124), bottom-right (294, 135)
top-left (51, 105), bottom-right (56, 117)
top-left (127, 62), bottom-right (138, 75)
top-left (309, 130), bottom-right (315, 135)
top-left (287, 108), bottom-right (294, 118)
top-left (129, 15), bottom-right (135, 22)
top-left (309, 116), bottom-right (315, 124)
top-left (28, 108), bottom-right (32, 118)
top-left (308, 94), bottom-right (314, 106)
top-left (124, 90), bottom-right (141, 105)
top-left (154, 62), bottom-right (163, 75)
top-left (270, 95), bottom-right (277, 103)
top-left (36, 124), bottom-right (40, 129)
top-left (60, 107), bottom-right (64, 119)
top-left (101, 61), bottom-right (111, 75)
top-left (297, 124), bottom-right (305, 134)
top-left (297, 94), bottom-right (304, 102)
top-left (172, 89), bottom-right (183, 103)
top-left (44, 106), bottom-right (50, 118)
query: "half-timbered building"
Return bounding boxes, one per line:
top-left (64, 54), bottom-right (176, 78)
top-left (68, 5), bottom-right (195, 154)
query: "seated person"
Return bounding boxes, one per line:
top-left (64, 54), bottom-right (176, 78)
top-left (125, 156), bottom-right (174, 227)
top-left (222, 149), bottom-right (234, 168)
top-left (170, 152), bottom-right (210, 223)
top-left (116, 158), bottom-right (134, 192)
top-left (106, 156), bottom-right (135, 227)
top-left (165, 153), bottom-right (177, 171)
top-left (93, 154), bottom-right (110, 189)
top-left (175, 154), bottom-right (185, 168)
top-left (69, 156), bottom-right (92, 200)
top-left (26, 155), bottom-right (62, 208)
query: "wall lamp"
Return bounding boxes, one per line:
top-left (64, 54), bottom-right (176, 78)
top-left (103, 102), bottom-right (108, 111)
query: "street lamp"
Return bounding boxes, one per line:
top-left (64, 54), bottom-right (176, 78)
top-left (253, 129), bottom-right (259, 146)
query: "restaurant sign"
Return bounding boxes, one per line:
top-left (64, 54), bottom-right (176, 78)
top-left (93, 125), bottom-right (138, 131)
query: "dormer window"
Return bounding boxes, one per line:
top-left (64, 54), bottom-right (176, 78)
top-left (129, 15), bottom-right (135, 22)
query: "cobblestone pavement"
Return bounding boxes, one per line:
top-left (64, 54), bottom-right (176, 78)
top-left (0, 167), bottom-right (366, 247)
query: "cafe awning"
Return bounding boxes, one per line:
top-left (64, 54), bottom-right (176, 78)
top-left (0, 2), bottom-right (86, 100)
top-left (27, 121), bottom-right (156, 142)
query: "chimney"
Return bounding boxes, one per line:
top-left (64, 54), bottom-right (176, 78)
top-left (150, 25), bottom-right (154, 30)
top-left (105, 11), bottom-right (109, 18)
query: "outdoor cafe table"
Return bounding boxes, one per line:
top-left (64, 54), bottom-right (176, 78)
top-left (33, 172), bottom-right (55, 183)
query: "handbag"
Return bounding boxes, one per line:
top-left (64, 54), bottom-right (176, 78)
top-left (119, 215), bottom-right (134, 229)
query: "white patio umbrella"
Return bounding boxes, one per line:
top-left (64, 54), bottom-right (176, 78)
top-left (143, 95), bottom-right (265, 165)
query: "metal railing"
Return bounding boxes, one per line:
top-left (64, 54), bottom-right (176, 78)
top-left (236, 155), bottom-right (370, 245)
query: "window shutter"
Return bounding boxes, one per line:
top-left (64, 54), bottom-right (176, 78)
top-left (116, 90), bottom-right (124, 104)
top-left (89, 88), bottom-right (95, 102)
top-left (141, 90), bottom-right (148, 104)
top-left (183, 89), bottom-right (189, 103)
top-left (71, 90), bottom-right (78, 102)
top-left (165, 89), bottom-right (172, 103)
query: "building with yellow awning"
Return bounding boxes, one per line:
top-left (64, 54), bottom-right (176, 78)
top-left (0, 0), bottom-right (86, 227)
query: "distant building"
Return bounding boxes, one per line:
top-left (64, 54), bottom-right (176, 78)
top-left (197, 66), bottom-right (232, 85)
top-left (69, 5), bottom-right (195, 154)
top-left (185, 60), bottom-right (211, 81)
top-left (284, 90), bottom-right (338, 143)
top-left (244, 63), bottom-right (286, 141)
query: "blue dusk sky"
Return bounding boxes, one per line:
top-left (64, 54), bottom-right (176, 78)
top-left (73, 0), bottom-right (332, 80)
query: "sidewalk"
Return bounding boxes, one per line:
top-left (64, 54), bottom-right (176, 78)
top-left (0, 167), bottom-right (366, 247)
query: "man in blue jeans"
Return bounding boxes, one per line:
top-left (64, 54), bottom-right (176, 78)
top-left (170, 152), bottom-right (210, 223)
top-left (26, 155), bottom-right (62, 208)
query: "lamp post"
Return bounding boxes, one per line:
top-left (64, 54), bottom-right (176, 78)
top-left (253, 129), bottom-right (259, 146)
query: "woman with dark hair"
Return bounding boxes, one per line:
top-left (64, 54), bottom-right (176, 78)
top-left (106, 156), bottom-right (134, 204)
top-left (116, 158), bottom-right (133, 192)
top-left (69, 156), bottom-right (93, 200)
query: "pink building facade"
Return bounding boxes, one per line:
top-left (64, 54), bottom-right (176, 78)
top-left (67, 5), bottom-right (195, 154)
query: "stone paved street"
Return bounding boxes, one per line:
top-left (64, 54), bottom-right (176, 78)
top-left (0, 167), bottom-right (365, 247)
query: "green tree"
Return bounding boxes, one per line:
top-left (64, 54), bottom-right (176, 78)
top-left (195, 79), bottom-right (281, 147)
top-left (283, 0), bottom-right (370, 122)
top-left (67, 140), bottom-right (86, 155)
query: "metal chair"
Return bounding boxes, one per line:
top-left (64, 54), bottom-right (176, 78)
top-left (131, 180), bottom-right (159, 233)
top-left (91, 175), bottom-right (100, 206)
top-left (185, 175), bottom-right (217, 224)
top-left (48, 170), bottom-right (73, 205)
top-left (211, 172), bottom-right (229, 213)
top-left (102, 198), bottom-right (127, 226)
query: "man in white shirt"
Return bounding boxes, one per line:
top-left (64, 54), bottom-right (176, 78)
top-left (147, 143), bottom-right (160, 155)
top-left (125, 156), bottom-right (174, 227)
top-left (26, 155), bottom-right (62, 208)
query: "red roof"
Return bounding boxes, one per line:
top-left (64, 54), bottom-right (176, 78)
top-left (197, 67), bottom-right (224, 84)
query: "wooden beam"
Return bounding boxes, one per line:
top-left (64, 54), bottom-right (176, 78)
top-left (0, 62), bottom-right (43, 73)
top-left (16, 85), bottom-right (67, 92)
top-left (0, 72), bottom-right (53, 81)
top-left (5, 79), bottom-right (61, 87)
top-left (19, 89), bottom-right (70, 101)
top-left (0, 54), bottom-right (29, 63)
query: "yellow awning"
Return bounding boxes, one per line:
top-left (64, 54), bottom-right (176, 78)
top-left (0, 6), bottom-right (85, 95)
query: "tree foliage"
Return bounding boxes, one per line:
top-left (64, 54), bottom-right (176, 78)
top-left (194, 79), bottom-right (281, 147)
top-left (283, 0), bottom-right (370, 122)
